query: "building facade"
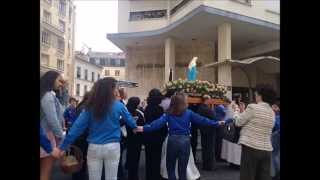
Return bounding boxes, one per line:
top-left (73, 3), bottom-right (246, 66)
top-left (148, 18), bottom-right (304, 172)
top-left (40, 0), bottom-right (76, 93)
top-left (108, 0), bottom-right (280, 101)
top-left (73, 52), bottom-right (103, 101)
top-left (88, 52), bottom-right (126, 81)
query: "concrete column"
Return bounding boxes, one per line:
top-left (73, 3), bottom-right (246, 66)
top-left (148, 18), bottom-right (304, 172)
top-left (217, 23), bottom-right (232, 99)
top-left (165, 37), bottom-right (175, 82)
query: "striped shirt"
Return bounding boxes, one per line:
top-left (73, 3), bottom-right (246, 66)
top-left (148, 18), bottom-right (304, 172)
top-left (234, 102), bottom-right (275, 151)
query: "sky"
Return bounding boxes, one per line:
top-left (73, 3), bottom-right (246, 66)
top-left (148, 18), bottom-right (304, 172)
top-left (73, 0), bottom-right (121, 53)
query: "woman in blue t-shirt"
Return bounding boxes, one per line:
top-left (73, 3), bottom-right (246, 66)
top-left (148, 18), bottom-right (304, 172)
top-left (136, 92), bottom-right (230, 180)
top-left (55, 77), bottom-right (138, 180)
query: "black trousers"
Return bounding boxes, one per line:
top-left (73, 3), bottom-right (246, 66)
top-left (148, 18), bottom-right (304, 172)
top-left (117, 138), bottom-right (127, 180)
top-left (145, 141), bottom-right (163, 180)
top-left (190, 124), bottom-right (199, 162)
top-left (72, 133), bottom-right (89, 180)
top-left (200, 127), bottom-right (216, 170)
top-left (126, 137), bottom-right (143, 180)
top-left (240, 145), bottom-right (272, 180)
top-left (215, 127), bottom-right (224, 161)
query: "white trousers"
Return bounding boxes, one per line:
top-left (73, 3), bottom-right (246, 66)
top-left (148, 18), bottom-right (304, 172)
top-left (87, 142), bottom-right (120, 180)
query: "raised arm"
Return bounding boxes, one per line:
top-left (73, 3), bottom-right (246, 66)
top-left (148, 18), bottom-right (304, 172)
top-left (41, 93), bottom-right (64, 138)
top-left (233, 104), bottom-right (254, 127)
top-left (59, 111), bottom-right (90, 151)
top-left (143, 114), bottom-right (168, 132)
top-left (190, 111), bottom-right (221, 127)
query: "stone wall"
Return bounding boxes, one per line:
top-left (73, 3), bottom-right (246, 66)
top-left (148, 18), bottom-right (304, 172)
top-left (125, 41), bottom-right (217, 100)
top-left (125, 41), bottom-right (279, 100)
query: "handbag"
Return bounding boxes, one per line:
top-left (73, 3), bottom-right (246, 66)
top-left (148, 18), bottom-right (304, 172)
top-left (223, 119), bottom-right (241, 143)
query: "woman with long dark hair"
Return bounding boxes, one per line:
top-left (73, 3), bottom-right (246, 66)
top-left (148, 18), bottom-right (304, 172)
top-left (125, 97), bottom-right (145, 180)
top-left (40, 71), bottom-right (65, 180)
top-left (56, 77), bottom-right (138, 180)
top-left (143, 89), bottom-right (167, 180)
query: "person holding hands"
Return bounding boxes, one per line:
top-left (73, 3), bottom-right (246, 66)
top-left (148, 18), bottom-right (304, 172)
top-left (136, 92), bottom-right (231, 180)
top-left (53, 78), bottom-right (138, 180)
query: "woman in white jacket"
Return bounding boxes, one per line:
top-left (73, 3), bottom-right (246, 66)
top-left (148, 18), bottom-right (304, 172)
top-left (233, 84), bottom-right (276, 180)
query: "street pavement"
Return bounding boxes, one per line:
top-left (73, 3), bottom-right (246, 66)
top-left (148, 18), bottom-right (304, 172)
top-left (52, 148), bottom-right (239, 180)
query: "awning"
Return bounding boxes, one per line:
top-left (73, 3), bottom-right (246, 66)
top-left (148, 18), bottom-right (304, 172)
top-left (117, 80), bottom-right (138, 88)
top-left (203, 56), bottom-right (280, 74)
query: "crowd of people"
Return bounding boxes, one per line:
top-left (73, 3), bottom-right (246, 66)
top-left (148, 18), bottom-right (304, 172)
top-left (40, 70), bottom-right (280, 180)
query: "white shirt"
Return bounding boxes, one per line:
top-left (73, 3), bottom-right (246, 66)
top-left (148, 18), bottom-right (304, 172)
top-left (160, 98), bottom-right (171, 111)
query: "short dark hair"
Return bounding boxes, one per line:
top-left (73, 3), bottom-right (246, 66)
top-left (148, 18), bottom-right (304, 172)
top-left (164, 89), bottom-right (176, 98)
top-left (255, 84), bottom-right (276, 105)
top-left (167, 92), bottom-right (188, 116)
top-left (147, 88), bottom-right (163, 106)
top-left (224, 98), bottom-right (231, 104)
top-left (69, 97), bottom-right (78, 104)
top-left (126, 97), bottom-right (140, 115)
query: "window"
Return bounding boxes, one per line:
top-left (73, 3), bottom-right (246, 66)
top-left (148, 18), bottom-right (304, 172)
top-left (120, 59), bottom-right (125, 66)
top-left (92, 72), bottom-right (95, 82)
top-left (130, 9), bottom-right (167, 21)
top-left (43, 10), bottom-right (51, 24)
top-left (100, 58), bottom-right (106, 66)
top-left (84, 85), bottom-right (88, 94)
top-left (41, 54), bottom-right (49, 66)
top-left (58, 0), bottom-right (66, 17)
top-left (69, 7), bottom-right (72, 22)
top-left (57, 39), bottom-right (65, 52)
top-left (59, 20), bottom-right (65, 32)
top-left (76, 84), bottom-right (80, 96)
top-left (115, 59), bottom-right (121, 66)
top-left (76, 66), bottom-right (81, 78)
top-left (115, 70), bottom-right (120, 76)
top-left (105, 70), bottom-right (110, 76)
top-left (110, 58), bottom-right (116, 66)
top-left (84, 69), bottom-right (88, 80)
top-left (41, 31), bottom-right (50, 45)
top-left (89, 58), bottom-right (95, 64)
top-left (57, 59), bottom-right (64, 71)
top-left (104, 58), bottom-right (110, 66)
top-left (97, 73), bottom-right (100, 80)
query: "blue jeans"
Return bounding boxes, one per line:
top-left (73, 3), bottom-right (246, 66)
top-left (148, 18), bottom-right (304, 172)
top-left (166, 135), bottom-right (190, 180)
top-left (271, 130), bottom-right (280, 176)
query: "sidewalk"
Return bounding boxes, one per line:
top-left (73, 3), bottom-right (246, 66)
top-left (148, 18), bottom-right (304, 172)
top-left (52, 149), bottom-right (239, 180)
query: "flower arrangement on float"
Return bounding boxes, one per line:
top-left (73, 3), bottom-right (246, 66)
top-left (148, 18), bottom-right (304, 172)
top-left (162, 78), bottom-right (227, 100)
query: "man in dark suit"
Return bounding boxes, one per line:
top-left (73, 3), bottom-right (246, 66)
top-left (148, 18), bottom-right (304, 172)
top-left (197, 95), bottom-right (217, 171)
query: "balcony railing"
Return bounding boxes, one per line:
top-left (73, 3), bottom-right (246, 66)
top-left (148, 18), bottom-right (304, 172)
top-left (170, 0), bottom-right (193, 15)
top-left (129, 9), bottom-right (167, 21)
top-left (41, 20), bottom-right (64, 37)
